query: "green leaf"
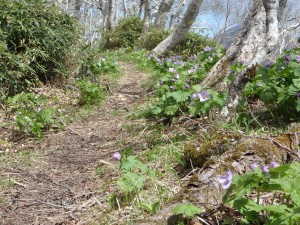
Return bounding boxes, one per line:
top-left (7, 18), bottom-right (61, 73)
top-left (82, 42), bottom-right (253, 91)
top-left (293, 79), bottom-right (300, 88)
top-left (166, 91), bottom-right (190, 103)
top-left (117, 172), bottom-right (145, 193)
top-left (192, 84), bottom-right (202, 92)
top-left (165, 105), bottom-right (179, 115)
top-left (172, 203), bottom-right (202, 218)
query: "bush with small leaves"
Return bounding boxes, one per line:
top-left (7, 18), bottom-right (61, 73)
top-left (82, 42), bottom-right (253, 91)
top-left (0, 0), bottom-right (79, 97)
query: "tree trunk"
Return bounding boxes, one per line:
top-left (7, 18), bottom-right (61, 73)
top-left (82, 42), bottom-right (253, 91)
top-left (169, 0), bottom-right (187, 29)
top-left (68, 0), bottom-right (81, 20)
top-left (106, 0), bottom-right (115, 30)
top-left (200, 0), bottom-right (287, 119)
top-left (152, 0), bottom-right (204, 55)
top-left (138, 0), bottom-right (145, 18)
top-left (142, 0), bottom-right (151, 33)
top-left (122, 0), bottom-right (128, 18)
top-left (154, 0), bottom-right (176, 29)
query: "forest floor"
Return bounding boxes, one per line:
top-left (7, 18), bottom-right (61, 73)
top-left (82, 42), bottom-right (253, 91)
top-left (1, 61), bottom-right (299, 225)
top-left (0, 62), bottom-right (151, 224)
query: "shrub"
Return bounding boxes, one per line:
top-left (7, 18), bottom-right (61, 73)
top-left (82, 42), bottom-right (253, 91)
top-left (101, 17), bottom-right (143, 49)
top-left (7, 92), bottom-right (61, 138)
top-left (137, 27), bottom-right (170, 50)
top-left (77, 80), bottom-right (104, 106)
top-left (0, 0), bottom-right (79, 96)
top-left (172, 32), bottom-right (219, 57)
top-left (244, 48), bottom-right (300, 121)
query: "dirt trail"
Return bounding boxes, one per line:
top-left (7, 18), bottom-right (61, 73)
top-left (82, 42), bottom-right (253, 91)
top-left (0, 62), bottom-right (148, 224)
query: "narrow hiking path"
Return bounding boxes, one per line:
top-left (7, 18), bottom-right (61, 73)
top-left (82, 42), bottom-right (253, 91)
top-left (0, 62), bottom-right (148, 224)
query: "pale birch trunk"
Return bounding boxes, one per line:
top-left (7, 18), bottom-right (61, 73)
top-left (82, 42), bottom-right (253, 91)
top-left (142, 0), bottom-right (151, 33)
top-left (106, 0), bottom-right (115, 30)
top-left (152, 0), bottom-right (204, 55)
top-left (138, 0), bottom-right (145, 18)
top-left (169, 0), bottom-right (187, 29)
top-left (201, 0), bottom-right (287, 119)
top-left (154, 0), bottom-right (176, 29)
top-left (122, 0), bottom-right (128, 17)
top-left (68, 0), bottom-right (82, 20)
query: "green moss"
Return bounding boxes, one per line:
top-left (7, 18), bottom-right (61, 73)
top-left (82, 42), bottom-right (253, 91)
top-left (184, 132), bottom-right (241, 168)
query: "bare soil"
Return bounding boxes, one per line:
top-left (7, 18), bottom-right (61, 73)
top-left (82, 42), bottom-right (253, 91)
top-left (0, 62), bottom-right (148, 225)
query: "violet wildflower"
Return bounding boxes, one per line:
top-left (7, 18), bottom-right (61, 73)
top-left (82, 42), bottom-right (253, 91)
top-left (264, 60), bottom-right (273, 68)
top-left (250, 163), bottom-right (259, 170)
top-left (204, 46), bottom-right (213, 52)
top-left (188, 69), bottom-right (194, 74)
top-left (36, 107), bottom-right (42, 113)
top-left (113, 152), bottom-right (121, 161)
top-left (170, 86), bottom-right (174, 90)
top-left (297, 92), bottom-right (300, 99)
top-left (185, 84), bottom-right (190, 89)
top-left (186, 78), bottom-right (191, 84)
top-left (191, 93), bottom-right (197, 100)
top-left (194, 64), bottom-right (199, 69)
top-left (263, 166), bottom-right (269, 173)
top-left (198, 90), bottom-right (211, 102)
top-left (169, 67), bottom-right (176, 73)
top-left (295, 55), bottom-right (300, 62)
top-left (217, 170), bottom-right (233, 189)
top-left (285, 54), bottom-right (291, 62)
top-left (175, 73), bottom-right (180, 79)
top-left (159, 79), bottom-right (163, 85)
top-left (269, 161), bottom-right (280, 168)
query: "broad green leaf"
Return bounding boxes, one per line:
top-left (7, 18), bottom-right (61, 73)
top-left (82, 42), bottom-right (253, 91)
top-left (172, 204), bottom-right (202, 218)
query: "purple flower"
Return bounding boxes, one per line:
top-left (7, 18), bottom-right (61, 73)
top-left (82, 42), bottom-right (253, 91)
top-left (285, 54), bottom-right (291, 62)
top-left (263, 166), bottom-right (269, 173)
top-left (185, 84), bottom-right (190, 89)
top-left (198, 90), bottom-right (211, 102)
top-left (113, 152), bottom-right (121, 161)
top-left (169, 67), bottom-right (176, 73)
top-left (297, 92), bottom-right (300, 99)
top-left (264, 60), bottom-right (273, 68)
top-left (185, 78), bottom-right (191, 84)
top-left (250, 163), bottom-right (259, 171)
top-left (204, 46), bottom-right (213, 52)
top-left (269, 162), bottom-right (280, 168)
top-left (217, 170), bottom-right (233, 189)
top-left (170, 86), bottom-right (174, 90)
top-left (191, 93), bottom-right (197, 100)
top-left (295, 55), bottom-right (300, 62)
top-left (175, 73), bottom-right (180, 79)
top-left (194, 64), bottom-right (199, 69)
top-left (159, 79), bottom-right (163, 85)
top-left (188, 69), bottom-right (194, 74)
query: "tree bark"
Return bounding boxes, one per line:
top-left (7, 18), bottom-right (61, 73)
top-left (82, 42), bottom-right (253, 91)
top-left (68, 0), bottom-right (82, 20)
top-left (106, 0), bottom-right (115, 30)
top-left (138, 0), bottom-right (145, 18)
top-left (142, 0), bottom-right (151, 33)
top-left (200, 0), bottom-right (287, 119)
top-left (169, 0), bottom-right (187, 29)
top-left (154, 0), bottom-right (176, 29)
top-left (152, 0), bottom-right (204, 55)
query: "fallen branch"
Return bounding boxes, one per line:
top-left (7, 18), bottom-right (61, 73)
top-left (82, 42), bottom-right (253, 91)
top-left (54, 116), bottom-right (86, 140)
